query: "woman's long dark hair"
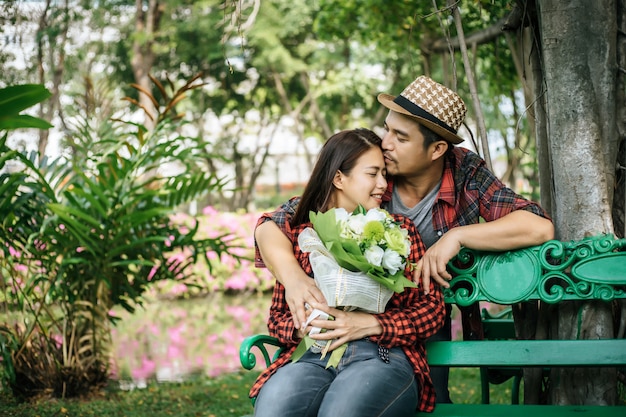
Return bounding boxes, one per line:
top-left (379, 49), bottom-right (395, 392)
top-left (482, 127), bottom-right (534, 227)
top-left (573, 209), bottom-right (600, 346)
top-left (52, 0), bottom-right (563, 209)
top-left (291, 128), bottom-right (382, 227)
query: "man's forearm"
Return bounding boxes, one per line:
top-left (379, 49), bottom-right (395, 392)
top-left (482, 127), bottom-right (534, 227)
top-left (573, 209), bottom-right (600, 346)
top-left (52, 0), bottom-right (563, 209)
top-left (417, 210), bottom-right (555, 289)
top-left (453, 210), bottom-right (554, 251)
top-left (255, 220), bottom-right (326, 328)
top-left (255, 220), bottom-right (305, 286)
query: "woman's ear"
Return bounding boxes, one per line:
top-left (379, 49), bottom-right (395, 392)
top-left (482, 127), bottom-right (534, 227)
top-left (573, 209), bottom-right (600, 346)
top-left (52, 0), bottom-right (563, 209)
top-left (332, 170), bottom-right (344, 190)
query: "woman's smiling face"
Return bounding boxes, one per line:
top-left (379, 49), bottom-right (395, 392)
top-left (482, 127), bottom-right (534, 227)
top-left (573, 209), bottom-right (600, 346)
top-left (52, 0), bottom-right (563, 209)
top-left (333, 147), bottom-right (387, 212)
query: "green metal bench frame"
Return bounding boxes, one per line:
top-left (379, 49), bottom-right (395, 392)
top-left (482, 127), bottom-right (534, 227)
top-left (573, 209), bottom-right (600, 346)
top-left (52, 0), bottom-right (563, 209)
top-left (240, 234), bottom-right (626, 415)
top-left (479, 307), bottom-right (523, 404)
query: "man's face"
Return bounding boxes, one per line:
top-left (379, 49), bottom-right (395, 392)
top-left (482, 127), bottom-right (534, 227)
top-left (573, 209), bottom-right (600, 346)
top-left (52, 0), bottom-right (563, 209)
top-left (381, 111), bottom-right (429, 177)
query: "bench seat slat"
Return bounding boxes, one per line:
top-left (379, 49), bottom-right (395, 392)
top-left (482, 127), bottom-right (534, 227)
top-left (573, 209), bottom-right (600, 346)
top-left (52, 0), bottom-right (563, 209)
top-left (426, 340), bottom-right (626, 367)
top-left (429, 404), bottom-right (624, 417)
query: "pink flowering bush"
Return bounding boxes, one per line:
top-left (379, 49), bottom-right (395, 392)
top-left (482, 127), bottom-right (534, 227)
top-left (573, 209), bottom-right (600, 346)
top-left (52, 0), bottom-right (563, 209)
top-left (110, 293), bottom-right (271, 385)
top-left (146, 207), bottom-right (274, 299)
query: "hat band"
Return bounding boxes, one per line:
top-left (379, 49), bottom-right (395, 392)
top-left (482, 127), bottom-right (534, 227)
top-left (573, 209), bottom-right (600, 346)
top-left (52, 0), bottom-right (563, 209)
top-left (393, 95), bottom-right (457, 134)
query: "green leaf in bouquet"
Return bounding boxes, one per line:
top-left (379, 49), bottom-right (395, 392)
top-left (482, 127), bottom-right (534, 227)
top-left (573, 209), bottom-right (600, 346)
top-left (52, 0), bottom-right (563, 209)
top-left (364, 263), bottom-right (417, 292)
top-left (380, 271), bottom-right (416, 293)
top-left (325, 240), bottom-right (370, 272)
top-left (325, 342), bottom-right (348, 369)
top-left (352, 204), bottom-right (367, 215)
top-left (338, 237), bottom-right (362, 257)
top-left (309, 209), bottom-right (341, 243)
top-left (291, 336), bottom-right (316, 363)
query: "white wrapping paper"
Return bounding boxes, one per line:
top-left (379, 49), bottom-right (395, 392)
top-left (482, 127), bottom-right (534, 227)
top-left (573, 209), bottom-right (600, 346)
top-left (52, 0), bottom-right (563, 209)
top-left (298, 227), bottom-right (393, 314)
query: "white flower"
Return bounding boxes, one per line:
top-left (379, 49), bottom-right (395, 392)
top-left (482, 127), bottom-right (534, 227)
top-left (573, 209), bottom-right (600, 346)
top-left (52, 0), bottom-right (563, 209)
top-left (334, 207), bottom-right (350, 223)
top-left (382, 248), bottom-right (405, 275)
top-left (365, 208), bottom-right (388, 223)
top-left (364, 245), bottom-right (384, 266)
top-left (345, 213), bottom-right (367, 237)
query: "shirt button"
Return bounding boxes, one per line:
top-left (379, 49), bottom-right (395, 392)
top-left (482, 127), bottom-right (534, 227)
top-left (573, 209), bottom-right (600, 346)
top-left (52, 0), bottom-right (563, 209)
top-left (437, 231), bottom-right (443, 236)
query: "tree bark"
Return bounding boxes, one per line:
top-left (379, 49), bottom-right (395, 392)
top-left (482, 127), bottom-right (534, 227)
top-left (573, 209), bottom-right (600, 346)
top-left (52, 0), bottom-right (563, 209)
top-left (131, 0), bottom-right (161, 130)
top-left (506, 13), bottom-right (554, 403)
top-left (537, 0), bottom-right (618, 405)
top-left (516, 1), bottom-right (554, 219)
top-left (616, 0), bottom-right (626, 239)
top-left (539, 0), bottom-right (616, 237)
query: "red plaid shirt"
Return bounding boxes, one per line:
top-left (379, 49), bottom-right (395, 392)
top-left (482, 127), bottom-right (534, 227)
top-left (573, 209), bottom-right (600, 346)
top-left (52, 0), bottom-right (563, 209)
top-left (389, 147), bottom-right (551, 235)
top-left (250, 215), bottom-right (445, 413)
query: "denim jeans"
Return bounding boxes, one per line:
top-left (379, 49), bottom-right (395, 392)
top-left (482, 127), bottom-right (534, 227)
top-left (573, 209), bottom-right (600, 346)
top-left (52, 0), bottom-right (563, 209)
top-left (254, 339), bottom-right (418, 417)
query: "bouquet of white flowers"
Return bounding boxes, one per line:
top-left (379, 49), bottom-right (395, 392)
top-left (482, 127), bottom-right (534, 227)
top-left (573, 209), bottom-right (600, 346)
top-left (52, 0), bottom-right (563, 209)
top-left (292, 205), bottom-right (417, 368)
top-left (298, 205), bottom-right (416, 313)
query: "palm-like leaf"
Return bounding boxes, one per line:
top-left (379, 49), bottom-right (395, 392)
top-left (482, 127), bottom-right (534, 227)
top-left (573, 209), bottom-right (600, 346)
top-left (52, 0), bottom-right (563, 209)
top-left (0, 84), bottom-right (53, 130)
top-left (0, 76), bottom-right (235, 398)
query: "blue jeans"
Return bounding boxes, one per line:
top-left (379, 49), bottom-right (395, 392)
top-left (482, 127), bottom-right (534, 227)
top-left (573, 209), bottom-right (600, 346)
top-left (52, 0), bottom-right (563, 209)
top-left (254, 339), bottom-right (418, 417)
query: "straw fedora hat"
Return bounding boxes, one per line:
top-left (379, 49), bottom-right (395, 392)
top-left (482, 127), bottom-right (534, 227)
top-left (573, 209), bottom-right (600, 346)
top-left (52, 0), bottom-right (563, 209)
top-left (377, 76), bottom-right (467, 144)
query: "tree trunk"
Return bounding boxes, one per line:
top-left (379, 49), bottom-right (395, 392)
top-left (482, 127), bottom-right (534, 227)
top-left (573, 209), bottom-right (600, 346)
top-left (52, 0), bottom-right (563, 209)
top-left (510, 12), bottom-right (555, 402)
top-left (539, 0), bottom-right (616, 237)
top-left (131, 0), bottom-right (161, 129)
top-left (536, 0), bottom-right (618, 405)
top-left (616, 0), bottom-right (626, 239)
top-left (513, 1), bottom-right (554, 217)
top-left (36, 0), bottom-right (69, 160)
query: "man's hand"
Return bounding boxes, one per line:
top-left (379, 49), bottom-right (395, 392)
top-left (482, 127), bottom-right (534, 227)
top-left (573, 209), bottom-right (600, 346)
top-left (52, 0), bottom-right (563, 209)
top-left (284, 274), bottom-right (326, 329)
top-left (414, 231), bottom-right (462, 293)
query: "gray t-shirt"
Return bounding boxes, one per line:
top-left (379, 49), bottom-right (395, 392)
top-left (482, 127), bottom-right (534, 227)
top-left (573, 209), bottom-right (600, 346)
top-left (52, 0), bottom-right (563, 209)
top-left (385, 180), bottom-right (442, 249)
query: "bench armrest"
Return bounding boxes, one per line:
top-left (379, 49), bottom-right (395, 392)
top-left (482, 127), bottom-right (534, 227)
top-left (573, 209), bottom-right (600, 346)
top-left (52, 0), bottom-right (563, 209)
top-left (240, 334), bottom-right (285, 370)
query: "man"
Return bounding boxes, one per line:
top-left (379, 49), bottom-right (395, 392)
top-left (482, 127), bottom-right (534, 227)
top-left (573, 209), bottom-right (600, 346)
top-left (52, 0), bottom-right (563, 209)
top-left (254, 75), bottom-right (554, 403)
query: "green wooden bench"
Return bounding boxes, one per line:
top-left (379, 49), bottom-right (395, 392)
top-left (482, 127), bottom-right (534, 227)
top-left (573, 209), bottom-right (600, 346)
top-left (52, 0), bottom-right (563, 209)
top-left (240, 234), bottom-right (626, 416)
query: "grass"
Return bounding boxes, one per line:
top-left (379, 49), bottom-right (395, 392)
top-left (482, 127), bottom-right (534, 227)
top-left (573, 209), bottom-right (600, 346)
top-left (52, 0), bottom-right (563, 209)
top-left (0, 367), bottom-right (522, 417)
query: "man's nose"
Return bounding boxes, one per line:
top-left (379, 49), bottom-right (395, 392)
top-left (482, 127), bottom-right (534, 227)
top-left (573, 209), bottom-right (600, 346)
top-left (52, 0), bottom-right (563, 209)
top-left (381, 132), bottom-right (393, 150)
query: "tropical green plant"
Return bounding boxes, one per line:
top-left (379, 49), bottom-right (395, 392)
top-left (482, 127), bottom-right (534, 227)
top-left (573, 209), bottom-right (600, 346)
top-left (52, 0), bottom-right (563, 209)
top-left (0, 77), bottom-right (235, 399)
top-left (0, 84), bottom-right (53, 131)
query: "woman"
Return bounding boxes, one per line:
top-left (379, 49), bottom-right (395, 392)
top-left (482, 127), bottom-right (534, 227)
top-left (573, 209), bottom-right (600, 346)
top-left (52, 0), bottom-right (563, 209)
top-left (251, 128), bottom-right (445, 417)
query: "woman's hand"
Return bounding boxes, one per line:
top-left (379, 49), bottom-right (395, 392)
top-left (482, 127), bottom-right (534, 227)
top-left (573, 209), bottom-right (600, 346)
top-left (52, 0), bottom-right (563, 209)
top-left (305, 303), bottom-right (383, 352)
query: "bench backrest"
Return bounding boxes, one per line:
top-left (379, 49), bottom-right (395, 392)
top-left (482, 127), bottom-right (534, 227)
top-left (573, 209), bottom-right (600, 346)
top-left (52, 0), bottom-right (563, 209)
top-left (443, 234), bottom-right (626, 306)
top-left (429, 234), bottom-right (626, 369)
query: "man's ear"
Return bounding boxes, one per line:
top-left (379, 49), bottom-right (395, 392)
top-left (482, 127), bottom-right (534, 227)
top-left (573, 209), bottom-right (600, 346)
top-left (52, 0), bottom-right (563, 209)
top-left (431, 141), bottom-right (449, 161)
top-left (332, 170), bottom-right (344, 190)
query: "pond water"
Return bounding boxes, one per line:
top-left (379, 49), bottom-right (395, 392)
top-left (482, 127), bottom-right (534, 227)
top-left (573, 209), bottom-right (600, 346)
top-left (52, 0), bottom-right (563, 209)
top-left (110, 292), bottom-right (272, 389)
top-left (109, 291), bottom-right (475, 389)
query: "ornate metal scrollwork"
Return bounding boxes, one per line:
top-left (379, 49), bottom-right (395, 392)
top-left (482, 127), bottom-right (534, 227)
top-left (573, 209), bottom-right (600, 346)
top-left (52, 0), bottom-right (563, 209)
top-left (446, 234), bottom-right (626, 305)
